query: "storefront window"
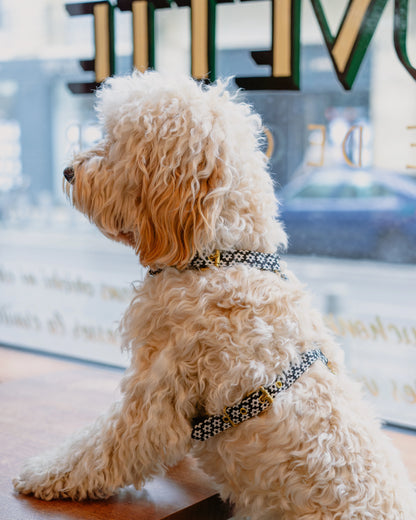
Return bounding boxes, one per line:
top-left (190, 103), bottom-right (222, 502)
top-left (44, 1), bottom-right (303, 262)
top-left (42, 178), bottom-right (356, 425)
top-left (0, 0), bottom-right (415, 428)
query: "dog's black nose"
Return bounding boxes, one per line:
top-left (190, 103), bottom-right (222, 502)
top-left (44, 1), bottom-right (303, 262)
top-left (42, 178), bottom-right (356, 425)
top-left (63, 166), bottom-right (75, 184)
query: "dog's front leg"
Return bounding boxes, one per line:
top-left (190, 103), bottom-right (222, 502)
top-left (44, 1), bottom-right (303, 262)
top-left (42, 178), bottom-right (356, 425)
top-left (13, 374), bottom-right (193, 501)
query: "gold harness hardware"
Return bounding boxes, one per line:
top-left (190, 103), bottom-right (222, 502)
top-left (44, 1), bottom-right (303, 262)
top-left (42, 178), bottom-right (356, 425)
top-left (327, 361), bottom-right (336, 374)
top-left (192, 349), bottom-right (330, 441)
top-left (201, 250), bottom-right (221, 271)
top-left (209, 249), bottom-right (221, 267)
top-left (259, 386), bottom-right (274, 405)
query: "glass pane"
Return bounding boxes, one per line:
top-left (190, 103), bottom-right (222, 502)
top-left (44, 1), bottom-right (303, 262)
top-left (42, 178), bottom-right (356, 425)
top-left (0, 0), bottom-right (415, 429)
top-left (291, 182), bottom-right (339, 199)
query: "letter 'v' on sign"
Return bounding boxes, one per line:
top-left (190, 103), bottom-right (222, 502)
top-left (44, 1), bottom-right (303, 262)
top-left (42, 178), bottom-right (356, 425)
top-left (309, 0), bottom-right (389, 90)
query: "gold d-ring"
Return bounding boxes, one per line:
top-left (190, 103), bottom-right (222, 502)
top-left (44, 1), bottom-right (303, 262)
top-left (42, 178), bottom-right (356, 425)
top-left (209, 250), bottom-right (221, 267)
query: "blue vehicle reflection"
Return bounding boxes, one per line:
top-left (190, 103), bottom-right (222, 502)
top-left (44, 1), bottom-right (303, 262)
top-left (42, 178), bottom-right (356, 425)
top-left (278, 168), bottom-right (416, 263)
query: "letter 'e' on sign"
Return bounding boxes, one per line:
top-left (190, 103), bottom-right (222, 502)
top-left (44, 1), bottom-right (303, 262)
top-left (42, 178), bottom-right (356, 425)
top-left (236, 0), bottom-right (301, 90)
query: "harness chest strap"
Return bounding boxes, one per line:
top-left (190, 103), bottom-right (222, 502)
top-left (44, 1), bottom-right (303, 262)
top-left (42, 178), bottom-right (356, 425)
top-left (191, 348), bottom-right (331, 441)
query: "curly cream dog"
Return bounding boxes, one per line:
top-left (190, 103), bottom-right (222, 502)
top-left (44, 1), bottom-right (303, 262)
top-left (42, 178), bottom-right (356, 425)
top-left (14, 71), bottom-right (416, 519)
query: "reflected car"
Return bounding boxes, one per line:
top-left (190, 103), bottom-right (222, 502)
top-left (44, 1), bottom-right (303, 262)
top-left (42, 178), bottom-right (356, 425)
top-left (278, 168), bottom-right (416, 263)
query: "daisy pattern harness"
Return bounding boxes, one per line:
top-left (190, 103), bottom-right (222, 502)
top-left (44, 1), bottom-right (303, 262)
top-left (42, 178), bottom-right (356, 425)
top-left (191, 348), bottom-right (330, 441)
top-left (148, 249), bottom-right (331, 441)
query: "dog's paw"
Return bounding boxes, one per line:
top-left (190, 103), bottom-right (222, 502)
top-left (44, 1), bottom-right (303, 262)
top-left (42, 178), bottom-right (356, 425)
top-left (13, 453), bottom-right (76, 500)
top-left (13, 465), bottom-right (70, 501)
top-left (13, 455), bottom-right (116, 501)
top-left (13, 473), bottom-right (113, 501)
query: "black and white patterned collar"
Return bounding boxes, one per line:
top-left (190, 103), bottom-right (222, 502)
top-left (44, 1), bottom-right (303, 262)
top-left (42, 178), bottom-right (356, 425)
top-left (148, 249), bottom-right (287, 278)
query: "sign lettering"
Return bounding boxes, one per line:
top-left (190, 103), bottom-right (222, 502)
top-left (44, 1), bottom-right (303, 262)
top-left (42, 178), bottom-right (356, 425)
top-left (307, 0), bottom-right (389, 90)
top-left (65, 0), bottom-right (415, 93)
top-left (407, 125), bottom-right (416, 169)
top-left (66, 1), bottom-right (115, 94)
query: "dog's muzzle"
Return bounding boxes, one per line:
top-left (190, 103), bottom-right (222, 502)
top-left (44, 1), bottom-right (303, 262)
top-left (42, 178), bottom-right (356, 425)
top-left (63, 166), bottom-right (75, 184)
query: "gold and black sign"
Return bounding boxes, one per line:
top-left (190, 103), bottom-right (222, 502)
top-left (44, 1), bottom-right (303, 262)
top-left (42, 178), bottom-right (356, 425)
top-left (66, 0), bottom-right (415, 93)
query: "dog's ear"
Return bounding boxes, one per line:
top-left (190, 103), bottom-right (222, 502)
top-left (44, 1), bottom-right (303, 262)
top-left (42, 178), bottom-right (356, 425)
top-left (135, 156), bottom-right (225, 270)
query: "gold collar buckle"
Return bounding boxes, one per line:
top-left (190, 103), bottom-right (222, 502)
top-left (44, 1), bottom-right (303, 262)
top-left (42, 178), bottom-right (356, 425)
top-left (259, 386), bottom-right (274, 405)
top-left (209, 249), bottom-right (221, 267)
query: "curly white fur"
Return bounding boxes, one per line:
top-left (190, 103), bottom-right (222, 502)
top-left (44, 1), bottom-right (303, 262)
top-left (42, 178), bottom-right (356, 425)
top-left (14, 71), bottom-right (416, 520)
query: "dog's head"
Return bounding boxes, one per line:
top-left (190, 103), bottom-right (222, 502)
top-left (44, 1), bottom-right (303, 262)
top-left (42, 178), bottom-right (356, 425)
top-left (64, 71), bottom-right (287, 270)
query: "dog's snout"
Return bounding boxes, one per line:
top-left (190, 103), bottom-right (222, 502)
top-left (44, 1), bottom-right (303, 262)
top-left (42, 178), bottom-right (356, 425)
top-left (63, 166), bottom-right (75, 184)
